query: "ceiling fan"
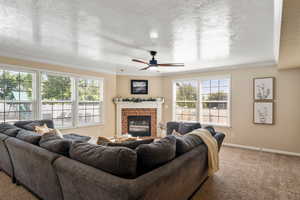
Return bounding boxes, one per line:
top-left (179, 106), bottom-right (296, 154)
top-left (132, 51), bottom-right (184, 71)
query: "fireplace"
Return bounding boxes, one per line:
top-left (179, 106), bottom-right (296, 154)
top-left (114, 98), bottom-right (164, 137)
top-left (127, 116), bottom-right (151, 137)
top-left (121, 108), bottom-right (157, 137)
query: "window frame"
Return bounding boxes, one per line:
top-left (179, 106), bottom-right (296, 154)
top-left (172, 75), bottom-right (231, 127)
top-left (76, 77), bottom-right (104, 127)
top-left (0, 64), bottom-right (104, 128)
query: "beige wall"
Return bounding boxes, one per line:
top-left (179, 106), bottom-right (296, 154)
top-left (279, 0), bottom-right (300, 69)
top-left (116, 75), bottom-right (163, 98)
top-left (2, 55), bottom-right (300, 154)
top-left (0, 56), bottom-right (117, 138)
top-left (162, 66), bottom-right (300, 153)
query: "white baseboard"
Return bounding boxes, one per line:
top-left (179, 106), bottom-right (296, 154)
top-left (223, 143), bottom-right (300, 157)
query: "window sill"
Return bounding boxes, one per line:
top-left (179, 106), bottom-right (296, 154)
top-left (59, 123), bottom-right (104, 130)
top-left (202, 124), bottom-right (231, 128)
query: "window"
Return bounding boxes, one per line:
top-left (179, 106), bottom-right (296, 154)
top-left (78, 78), bottom-right (103, 125)
top-left (0, 65), bottom-right (104, 128)
top-left (41, 73), bottom-right (73, 128)
top-left (173, 77), bottom-right (230, 126)
top-left (0, 69), bottom-right (34, 123)
top-left (174, 80), bottom-right (198, 121)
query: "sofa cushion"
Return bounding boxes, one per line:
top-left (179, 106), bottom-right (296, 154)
top-left (107, 138), bottom-right (154, 149)
top-left (16, 129), bottom-right (41, 145)
top-left (14, 120), bottom-right (55, 131)
top-left (0, 123), bottom-right (20, 136)
top-left (175, 134), bottom-right (204, 156)
top-left (69, 142), bottom-right (137, 178)
top-left (3, 128), bottom-right (20, 137)
top-left (39, 132), bottom-right (72, 156)
top-left (178, 123), bottom-right (201, 135)
top-left (136, 136), bottom-right (176, 172)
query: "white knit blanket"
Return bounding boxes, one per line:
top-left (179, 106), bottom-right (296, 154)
top-left (188, 128), bottom-right (219, 176)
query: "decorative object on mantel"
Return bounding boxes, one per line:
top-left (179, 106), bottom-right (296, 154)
top-left (114, 97), bottom-right (164, 103)
top-left (131, 80), bottom-right (148, 95)
top-left (253, 77), bottom-right (275, 125)
top-left (253, 77), bottom-right (275, 101)
top-left (253, 102), bottom-right (274, 125)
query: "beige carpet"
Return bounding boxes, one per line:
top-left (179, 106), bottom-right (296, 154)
top-left (0, 146), bottom-right (300, 200)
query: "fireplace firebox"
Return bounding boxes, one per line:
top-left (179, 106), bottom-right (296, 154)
top-left (127, 116), bottom-right (151, 137)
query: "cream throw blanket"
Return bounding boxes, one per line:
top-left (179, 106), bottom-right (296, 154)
top-left (188, 128), bottom-right (219, 176)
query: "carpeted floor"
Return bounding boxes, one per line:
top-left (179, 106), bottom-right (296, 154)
top-left (0, 146), bottom-right (300, 200)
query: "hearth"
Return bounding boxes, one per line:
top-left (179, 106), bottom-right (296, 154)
top-left (127, 116), bottom-right (151, 137)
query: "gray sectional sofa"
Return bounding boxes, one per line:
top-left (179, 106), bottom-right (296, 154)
top-left (0, 120), bottom-right (225, 200)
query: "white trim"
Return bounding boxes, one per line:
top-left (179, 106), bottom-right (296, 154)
top-left (274, 0), bottom-right (283, 63)
top-left (223, 143), bottom-right (300, 157)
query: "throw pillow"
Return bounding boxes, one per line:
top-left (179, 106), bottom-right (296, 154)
top-left (69, 142), bottom-right (137, 178)
top-left (16, 130), bottom-right (41, 145)
top-left (97, 136), bottom-right (111, 145)
top-left (107, 138), bottom-right (154, 149)
top-left (35, 124), bottom-right (50, 134)
top-left (178, 123), bottom-right (201, 134)
top-left (23, 121), bottom-right (42, 131)
top-left (39, 132), bottom-right (72, 156)
top-left (172, 129), bottom-right (182, 136)
top-left (136, 135), bottom-right (176, 172)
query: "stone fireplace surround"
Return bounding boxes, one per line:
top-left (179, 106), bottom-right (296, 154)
top-left (114, 98), bottom-right (164, 137)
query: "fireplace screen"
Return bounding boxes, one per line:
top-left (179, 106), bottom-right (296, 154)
top-left (127, 116), bottom-right (151, 137)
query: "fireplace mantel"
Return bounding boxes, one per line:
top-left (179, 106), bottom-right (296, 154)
top-left (114, 98), bottom-right (164, 137)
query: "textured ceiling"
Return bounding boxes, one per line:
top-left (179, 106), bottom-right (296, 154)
top-left (0, 0), bottom-right (277, 75)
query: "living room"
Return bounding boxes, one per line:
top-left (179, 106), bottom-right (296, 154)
top-left (0, 0), bottom-right (300, 199)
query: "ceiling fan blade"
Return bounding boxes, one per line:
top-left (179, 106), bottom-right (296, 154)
top-left (139, 66), bottom-right (151, 71)
top-left (132, 59), bottom-right (149, 65)
top-left (157, 63), bottom-right (184, 67)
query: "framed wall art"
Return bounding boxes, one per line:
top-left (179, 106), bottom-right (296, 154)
top-left (253, 77), bottom-right (275, 101)
top-left (253, 102), bottom-right (274, 125)
top-left (131, 80), bottom-right (148, 95)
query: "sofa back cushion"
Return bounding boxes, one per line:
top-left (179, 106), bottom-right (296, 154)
top-left (14, 120), bottom-right (54, 131)
top-left (178, 123), bottom-right (201, 135)
top-left (107, 138), bottom-right (154, 149)
top-left (39, 132), bottom-right (72, 156)
top-left (16, 129), bottom-right (41, 145)
top-left (136, 136), bottom-right (176, 173)
top-left (175, 134), bottom-right (204, 156)
top-left (69, 142), bottom-right (137, 178)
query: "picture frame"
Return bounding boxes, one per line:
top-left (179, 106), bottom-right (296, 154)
top-left (253, 77), bottom-right (275, 101)
top-left (253, 102), bottom-right (274, 125)
top-left (131, 80), bottom-right (148, 95)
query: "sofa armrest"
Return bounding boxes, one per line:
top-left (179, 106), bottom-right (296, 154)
top-left (214, 132), bottom-right (225, 151)
top-left (53, 157), bottom-right (136, 200)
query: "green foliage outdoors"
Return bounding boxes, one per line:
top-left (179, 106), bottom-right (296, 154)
top-left (42, 75), bottom-right (71, 101)
top-left (176, 82), bottom-right (228, 109)
top-left (0, 71), bottom-right (100, 102)
top-left (0, 71), bottom-right (32, 100)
